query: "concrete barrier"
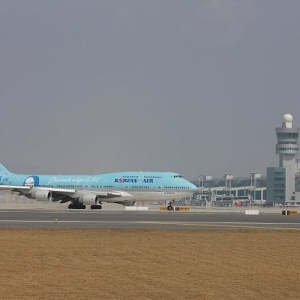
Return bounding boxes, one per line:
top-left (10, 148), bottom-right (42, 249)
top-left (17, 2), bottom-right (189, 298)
top-left (282, 210), bottom-right (298, 216)
top-left (245, 210), bottom-right (260, 215)
top-left (159, 206), bottom-right (168, 211)
top-left (159, 206), bottom-right (191, 211)
top-left (125, 207), bottom-right (149, 211)
top-left (175, 206), bottom-right (191, 211)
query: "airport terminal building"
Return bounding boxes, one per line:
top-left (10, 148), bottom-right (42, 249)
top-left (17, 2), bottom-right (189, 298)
top-left (191, 114), bottom-right (300, 206)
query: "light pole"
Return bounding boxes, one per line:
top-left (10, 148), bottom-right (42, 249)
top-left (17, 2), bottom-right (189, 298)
top-left (198, 175), bottom-right (213, 204)
top-left (198, 174), bottom-right (204, 199)
top-left (249, 172), bottom-right (261, 203)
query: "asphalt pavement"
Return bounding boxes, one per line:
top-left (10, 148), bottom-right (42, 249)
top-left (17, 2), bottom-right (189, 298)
top-left (0, 208), bottom-right (300, 230)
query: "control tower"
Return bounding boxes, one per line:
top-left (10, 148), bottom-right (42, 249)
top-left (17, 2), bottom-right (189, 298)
top-left (276, 114), bottom-right (299, 202)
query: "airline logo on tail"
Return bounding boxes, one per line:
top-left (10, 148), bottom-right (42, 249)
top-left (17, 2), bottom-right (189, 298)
top-left (0, 175), bottom-right (9, 183)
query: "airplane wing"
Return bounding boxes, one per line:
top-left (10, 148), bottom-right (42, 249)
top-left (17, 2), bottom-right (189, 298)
top-left (0, 185), bottom-right (126, 201)
top-left (40, 187), bottom-right (124, 199)
top-left (46, 188), bottom-right (130, 206)
top-left (0, 185), bottom-right (31, 192)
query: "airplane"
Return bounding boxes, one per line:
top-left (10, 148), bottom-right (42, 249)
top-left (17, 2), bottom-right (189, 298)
top-left (0, 163), bottom-right (197, 210)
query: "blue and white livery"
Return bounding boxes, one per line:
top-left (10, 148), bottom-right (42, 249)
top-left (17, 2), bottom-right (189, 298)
top-left (0, 163), bottom-right (197, 209)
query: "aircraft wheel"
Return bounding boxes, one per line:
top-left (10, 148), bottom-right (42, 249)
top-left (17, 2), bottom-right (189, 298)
top-left (91, 205), bottom-right (102, 210)
top-left (167, 205), bottom-right (174, 211)
top-left (68, 203), bottom-right (86, 209)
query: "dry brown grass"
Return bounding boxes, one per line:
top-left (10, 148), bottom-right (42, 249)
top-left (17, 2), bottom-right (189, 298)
top-left (0, 229), bottom-right (300, 300)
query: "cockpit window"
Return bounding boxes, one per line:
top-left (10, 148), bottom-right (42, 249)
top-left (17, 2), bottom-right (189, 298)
top-left (174, 175), bottom-right (183, 178)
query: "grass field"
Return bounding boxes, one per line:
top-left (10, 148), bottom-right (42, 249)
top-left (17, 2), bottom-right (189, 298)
top-left (1, 229), bottom-right (300, 299)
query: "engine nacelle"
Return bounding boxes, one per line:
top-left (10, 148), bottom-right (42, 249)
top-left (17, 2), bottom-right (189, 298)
top-left (28, 190), bottom-right (53, 201)
top-left (78, 195), bottom-right (99, 206)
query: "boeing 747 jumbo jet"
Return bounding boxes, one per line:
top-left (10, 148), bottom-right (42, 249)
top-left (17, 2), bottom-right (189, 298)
top-left (0, 163), bottom-right (197, 210)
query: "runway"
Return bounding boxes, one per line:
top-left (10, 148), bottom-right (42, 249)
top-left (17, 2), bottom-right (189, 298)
top-left (1, 209), bottom-right (300, 230)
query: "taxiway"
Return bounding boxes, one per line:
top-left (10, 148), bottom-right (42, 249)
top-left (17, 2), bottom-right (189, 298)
top-left (0, 209), bottom-right (300, 230)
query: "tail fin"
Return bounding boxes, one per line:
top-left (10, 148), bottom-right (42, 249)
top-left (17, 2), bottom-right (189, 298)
top-left (0, 163), bottom-right (11, 174)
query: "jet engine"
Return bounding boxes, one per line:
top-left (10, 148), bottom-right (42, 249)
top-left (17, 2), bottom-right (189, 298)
top-left (28, 190), bottom-right (53, 201)
top-left (78, 195), bottom-right (99, 206)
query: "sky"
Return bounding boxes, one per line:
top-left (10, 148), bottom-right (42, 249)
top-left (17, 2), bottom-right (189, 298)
top-left (0, 0), bottom-right (300, 180)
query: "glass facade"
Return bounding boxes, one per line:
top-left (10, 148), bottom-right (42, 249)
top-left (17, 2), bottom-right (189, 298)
top-left (266, 167), bottom-right (286, 204)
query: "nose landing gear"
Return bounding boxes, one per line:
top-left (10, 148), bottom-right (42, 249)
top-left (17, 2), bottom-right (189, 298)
top-left (167, 201), bottom-right (174, 211)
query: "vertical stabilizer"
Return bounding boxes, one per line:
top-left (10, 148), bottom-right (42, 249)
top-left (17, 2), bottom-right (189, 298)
top-left (0, 163), bottom-right (11, 174)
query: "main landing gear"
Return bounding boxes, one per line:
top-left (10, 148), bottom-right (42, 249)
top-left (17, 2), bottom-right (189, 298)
top-left (68, 203), bottom-right (103, 210)
top-left (68, 203), bottom-right (86, 209)
top-left (91, 205), bottom-right (102, 210)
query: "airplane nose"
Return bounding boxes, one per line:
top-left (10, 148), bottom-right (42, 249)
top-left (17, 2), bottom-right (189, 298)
top-left (183, 179), bottom-right (198, 192)
top-left (190, 182), bottom-right (198, 191)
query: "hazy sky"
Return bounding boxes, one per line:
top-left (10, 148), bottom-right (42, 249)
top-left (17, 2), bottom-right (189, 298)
top-left (0, 0), bottom-right (300, 180)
